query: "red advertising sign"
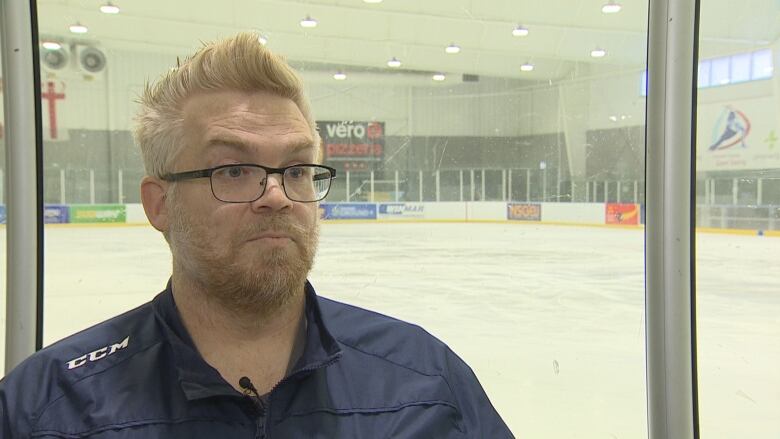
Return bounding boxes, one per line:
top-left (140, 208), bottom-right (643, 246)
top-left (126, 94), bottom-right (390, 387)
top-left (606, 203), bottom-right (639, 225)
top-left (317, 120), bottom-right (385, 172)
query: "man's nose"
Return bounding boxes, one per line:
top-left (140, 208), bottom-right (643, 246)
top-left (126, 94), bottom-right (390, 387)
top-left (251, 174), bottom-right (292, 211)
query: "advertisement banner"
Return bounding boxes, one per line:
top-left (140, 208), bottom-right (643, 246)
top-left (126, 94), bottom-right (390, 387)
top-left (606, 203), bottom-right (640, 225)
top-left (507, 203), bottom-right (542, 221)
top-left (70, 204), bottom-right (127, 223)
top-left (319, 203), bottom-right (377, 220)
top-left (378, 203), bottom-right (425, 219)
top-left (0, 205), bottom-right (5, 224)
top-left (44, 204), bottom-right (69, 223)
top-left (317, 120), bottom-right (384, 172)
top-left (697, 97), bottom-right (780, 171)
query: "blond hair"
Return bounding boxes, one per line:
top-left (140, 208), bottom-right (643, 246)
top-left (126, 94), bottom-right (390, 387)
top-left (134, 32), bottom-right (320, 178)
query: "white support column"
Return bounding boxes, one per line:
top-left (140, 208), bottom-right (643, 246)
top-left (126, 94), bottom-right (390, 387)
top-left (508, 170), bottom-right (513, 201)
top-left (501, 169), bottom-right (512, 201)
top-left (757, 178), bottom-right (763, 205)
top-left (470, 169), bottom-right (475, 201)
top-left (634, 180), bottom-right (639, 204)
top-left (525, 170), bottom-right (530, 201)
top-left (732, 178), bottom-right (738, 205)
top-left (542, 169), bottom-right (547, 202)
top-left (346, 171), bottom-right (351, 202)
top-left (418, 170), bottom-right (423, 201)
top-left (481, 169), bottom-right (486, 201)
top-left (617, 181), bottom-right (623, 203)
top-left (586, 181), bottom-right (591, 202)
top-left (90, 169), bottom-right (96, 204)
top-left (394, 170), bottom-right (399, 202)
top-left (459, 170), bottom-right (464, 201)
top-left (435, 170), bottom-right (440, 202)
top-left (369, 171), bottom-right (375, 202)
top-left (604, 181), bottom-right (609, 203)
top-left (710, 180), bottom-right (715, 205)
top-left (118, 169), bottom-right (124, 204)
top-left (60, 169), bottom-right (66, 204)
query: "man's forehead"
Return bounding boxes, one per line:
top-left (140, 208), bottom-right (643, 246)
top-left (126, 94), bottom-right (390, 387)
top-left (204, 137), bottom-right (316, 155)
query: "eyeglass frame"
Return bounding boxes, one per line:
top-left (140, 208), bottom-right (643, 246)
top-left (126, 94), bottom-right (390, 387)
top-left (160, 163), bottom-right (337, 203)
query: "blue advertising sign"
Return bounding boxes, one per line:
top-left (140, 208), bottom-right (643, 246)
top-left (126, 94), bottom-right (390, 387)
top-left (44, 204), bottom-right (70, 224)
top-left (0, 205), bottom-right (5, 224)
top-left (319, 203), bottom-right (377, 220)
top-left (378, 203), bottom-right (425, 218)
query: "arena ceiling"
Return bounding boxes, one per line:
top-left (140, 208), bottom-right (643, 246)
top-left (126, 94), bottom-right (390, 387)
top-left (35, 0), bottom-right (779, 82)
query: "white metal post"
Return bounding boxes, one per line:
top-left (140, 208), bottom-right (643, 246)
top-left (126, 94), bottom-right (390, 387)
top-left (435, 170), bottom-right (440, 202)
top-left (394, 170), bottom-right (399, 202)
top-left (542, 168), bottom-right (548, 202)
top-left (346, 171), bottom-right (350, 202)
top-left (60, 169), bottom-right (66, 204)
top-left (470, 169), bottom-right (475, 201)
top-left (645, 0), bottom-right (698, 436)
top-left (757, 178), bottom-right (763, 205)
top-left (502, 169), bottom-right (507, 201)
top-left (525, 170), bottom-right (530, 201)
top-left (418, 170), bottom-right (423, 201)
top-left (481, 169), bottom-right (486, 201)
top-left (604, 180), bottom-right (609, 202)
top-left (634, 180), bottom-right (639, 204)
top-left (118, 169), bottom-right (124, 203)
top-left (710, 179), bottom-right (715, 205)
top-left (90, 169), bottom-right (96, 204)
top-left (617, 181), bottom-right (623, 203)
top-left (508, 170), bottom-right (513, 201)
top-left (459, 170), bottom-right (463, 201)
top-left (369, 170), bottom-right (375, 202)
top-left (732, 178), bottom-right (738, 205)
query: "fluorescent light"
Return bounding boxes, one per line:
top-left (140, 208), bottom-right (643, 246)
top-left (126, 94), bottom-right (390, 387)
top-left (609, 115), bottom-right (618, 122)
top-left (512, 25), bottom-right (529, 37)
top-left (257, 34), bottom-right (268, 45)
top-left (432, 73), bottom-right (446, 81)
top-left (300, 15), bottom-right (318, 28)
top-left (520, 63), bottom-right (534, 72)
top-left (42, 41), bottom-right (62, 50)
top-left (590, 48), bottom-right (607, 58)
top-left (445, 43), bottom-right (461, 54)
top-left (364, 0), bottom-right (383, 3)
top-left (602, 1), bottom-right (622, 13)
top-left (69, 22), bottom-right (88, 34)
top-left (99, 3), bottom-right (120, 14)
top-left (387, 57), bottom-right (401, 68)
top-left (333, 71), bottom-right (347, 80)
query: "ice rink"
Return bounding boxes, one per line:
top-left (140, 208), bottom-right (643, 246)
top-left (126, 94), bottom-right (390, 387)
top-left (1, 222), bottom-right (778, 438)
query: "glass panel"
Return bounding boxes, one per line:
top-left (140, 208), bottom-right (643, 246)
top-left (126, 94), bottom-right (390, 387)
top-left (711, 57), bottom-right (731, 86)
top-left (698, 59), bottom-right (712, 88)
top-left (697, 1), bottom-right (780, 436)
top-left (730, 53), bottom-right (751, 84)
top-left (751, 49), bottom-right (773, 80)
top-left (33, 1), bottom-right (650, 436)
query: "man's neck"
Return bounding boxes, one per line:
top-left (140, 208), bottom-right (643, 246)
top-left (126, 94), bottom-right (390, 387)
top-left (171, 272), bottom-right (307, 395)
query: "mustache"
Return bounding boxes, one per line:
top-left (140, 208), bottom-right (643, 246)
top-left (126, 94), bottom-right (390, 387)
top-left (237, 214), bottom-right (310, 243)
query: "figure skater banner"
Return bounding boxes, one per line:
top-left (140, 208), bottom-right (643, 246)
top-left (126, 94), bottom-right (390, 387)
top-left (696, 96), bottom-right (780, 171)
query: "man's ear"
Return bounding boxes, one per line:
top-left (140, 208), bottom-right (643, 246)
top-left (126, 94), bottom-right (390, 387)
top-left (141, 176), bottom-right (170, 233)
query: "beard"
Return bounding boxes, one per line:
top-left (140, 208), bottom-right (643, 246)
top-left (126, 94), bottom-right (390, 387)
top-left (168, 204), bottom-right (319, 319)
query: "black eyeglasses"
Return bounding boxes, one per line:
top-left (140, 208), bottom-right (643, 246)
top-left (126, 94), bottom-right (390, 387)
top-left (161, 163), bottom-right (337, 203)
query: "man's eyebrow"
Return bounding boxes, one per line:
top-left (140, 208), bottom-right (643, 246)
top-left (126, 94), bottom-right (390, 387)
top-left (204, 138), bottom-right (315, 154)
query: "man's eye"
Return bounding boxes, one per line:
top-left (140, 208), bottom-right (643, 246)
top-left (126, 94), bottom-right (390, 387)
top-left (288, 167), bottom-right (305, 178)
top-left (227, 167), bottom-right (243, 178)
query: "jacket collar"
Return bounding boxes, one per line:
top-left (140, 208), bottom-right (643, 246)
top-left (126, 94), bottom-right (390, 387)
top-left (152, 279), bottom-right (342, 401)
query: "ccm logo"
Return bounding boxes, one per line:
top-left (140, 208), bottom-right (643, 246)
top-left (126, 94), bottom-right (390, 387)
top-left (66, 336), bottom-right (130, 370)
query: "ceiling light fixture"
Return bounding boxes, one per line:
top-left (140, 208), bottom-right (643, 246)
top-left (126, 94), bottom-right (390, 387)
top-left (333, 71), bottom-right (347, 80)
top-left (520, 63), bottom-right (534, 72)
top-left (99, 2), bottom-right (120, 14)
top-left (42, 41), bottom-right (62, 50)
top-left (363, 0), bottom-right (383, 3)
top-left (445, 43), bottom-right (461, 54)
top-left (512, 25), bottom-right (529, 37)
top-left (300, 15), bottom-right (318, 28)
top-left (432, 73), bottom-right (446, 81)
top-left (387, 57), bottom-right (402, 68)
top-left (69, 22), bottom-right (88, 34)
top-left (601, 1), bottom-right (622, 13)
top-left (590, 48), bottom-right (607, 58)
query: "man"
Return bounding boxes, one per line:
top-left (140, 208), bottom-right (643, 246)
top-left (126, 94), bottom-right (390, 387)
top-left (0, 33), bottom-right (513, 438)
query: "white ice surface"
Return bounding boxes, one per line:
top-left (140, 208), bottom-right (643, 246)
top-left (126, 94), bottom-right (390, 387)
top-left (0, 223), bottom-right (778, 438)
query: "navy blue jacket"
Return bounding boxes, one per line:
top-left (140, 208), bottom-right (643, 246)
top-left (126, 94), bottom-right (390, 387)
top-left (0, 282), bottom-right (513, 438)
